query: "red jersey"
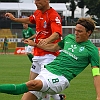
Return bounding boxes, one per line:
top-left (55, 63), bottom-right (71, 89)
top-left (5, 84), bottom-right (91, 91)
top-left (29, 7), bottom-right (62, 56)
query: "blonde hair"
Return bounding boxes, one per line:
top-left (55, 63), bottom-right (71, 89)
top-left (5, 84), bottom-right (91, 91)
top-left (76, 17), bottom-right (96, 33)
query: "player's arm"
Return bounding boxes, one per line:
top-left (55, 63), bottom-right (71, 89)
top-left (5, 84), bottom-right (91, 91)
top-left (5, 13), bottom-right (31, 24)
top-left (21, 38), bottom-right (25, 42)
top-left (45, 32), bottom-right (60, 43)
top-left (27, 34), bottom-right (36, 40)
top-left (37, 42), bottom-right (61, 52)
top-left (92, 66), bottom-right (100, 100)
top-left (24, 39), bottom-right (61, 52)
top-left (38, 32), bottom-right (60, 45)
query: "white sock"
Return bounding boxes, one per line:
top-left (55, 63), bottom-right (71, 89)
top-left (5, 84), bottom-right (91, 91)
top-left (51, 94), bottom-right (60, 100)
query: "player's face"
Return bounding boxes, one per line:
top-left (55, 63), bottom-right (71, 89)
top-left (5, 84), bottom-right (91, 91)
top-left (22, 23), bottom-right (28, 29)
top-left (34, 0), bottom-right (49, 11)
top-left (75, 24), bottom-right (90, 43)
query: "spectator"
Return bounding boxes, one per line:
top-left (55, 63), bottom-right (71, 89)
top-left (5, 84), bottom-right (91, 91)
top-left (2, 37), bottom-right (8, 54)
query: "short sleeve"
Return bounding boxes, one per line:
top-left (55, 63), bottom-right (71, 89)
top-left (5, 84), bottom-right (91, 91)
top-left (89, 47), bottom-right (100, 67)
top-left (30, 28), bottom-right (35, 35)
top-left (29, 15), bottom-right (36, 24)
top-left (58, 37), bottom-right (65, 49)
top-left (50, 14), bottom-right (62, 36)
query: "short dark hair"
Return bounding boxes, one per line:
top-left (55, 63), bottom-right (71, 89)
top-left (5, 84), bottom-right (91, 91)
top-left (76, 17), bottom-right (95, 33)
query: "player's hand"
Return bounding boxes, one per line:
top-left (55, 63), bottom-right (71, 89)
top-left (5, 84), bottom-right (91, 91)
top-left (21, 38), bottom-right (24, 42)
top-left (97, 97), bottom-right (100, 100)
top-left (24, 39), bottom-right (36, 46)
top-left (5, 13), bottom-right (15, 20)
top-left (38, 39), bottom-right (49, 46)
top-left (21, 39), bottom-right (23, 42)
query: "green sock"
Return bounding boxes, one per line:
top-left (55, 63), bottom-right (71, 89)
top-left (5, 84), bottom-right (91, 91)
top-left (0, 83), bottom-right (28, 95)
top-left (27, 54), bottom-right (33, 63)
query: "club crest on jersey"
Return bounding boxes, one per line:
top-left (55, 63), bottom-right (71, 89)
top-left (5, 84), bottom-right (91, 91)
top-left (79, 47), bottom-right (85, 52)
top-left (43, 21), bottom-right (47, 28)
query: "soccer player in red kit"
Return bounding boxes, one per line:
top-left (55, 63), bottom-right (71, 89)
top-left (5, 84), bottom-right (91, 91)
top-left (29, 8), bottom-right (62, 57)
top-left (5, 0), bottom-right (65, 100)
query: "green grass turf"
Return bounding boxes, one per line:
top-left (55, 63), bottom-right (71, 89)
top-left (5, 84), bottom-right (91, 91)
top-left (0, 54), bottom-right (96, 100)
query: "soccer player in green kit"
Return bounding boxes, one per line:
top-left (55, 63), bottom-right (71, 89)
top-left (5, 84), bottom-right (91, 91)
top-left (2, 37), bottom-right (8, 54)
top-left (0, 17), bottom-right (100, 100)
top-left (21, 23), bottom-right (36, 63)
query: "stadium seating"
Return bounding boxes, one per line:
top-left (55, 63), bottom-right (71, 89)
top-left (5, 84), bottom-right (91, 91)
top-left (0, 29), bottom-right (12, 36)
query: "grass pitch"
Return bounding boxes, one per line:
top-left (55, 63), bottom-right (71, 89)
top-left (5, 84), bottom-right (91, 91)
top-left (0, 54), bottom-right (96, 100)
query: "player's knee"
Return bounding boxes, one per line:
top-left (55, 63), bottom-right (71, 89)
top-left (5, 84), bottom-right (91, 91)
top-left (26, 80), bottom-right (43, 91)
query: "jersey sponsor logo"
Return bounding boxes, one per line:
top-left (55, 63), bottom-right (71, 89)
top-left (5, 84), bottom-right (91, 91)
top-left (40, 17), bottom-right (43, 19)
top-left (43, 21), bottom-right (47, 28)
top-left (36, 31), bottom-right (49, 36)
top-left (63, 50), bottom-right (78, 60)
top-left (55, 17), bottom-right (61, 24)
top-left (68, 45), bottom-right (77, 52)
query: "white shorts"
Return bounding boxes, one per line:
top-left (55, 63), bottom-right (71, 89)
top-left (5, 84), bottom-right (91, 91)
top-left (25, 45), bottom-right (33, 54)
top-left (30, 54), bottom-right (56, 74)
top-left (30, 68), bottom-right (70, 100)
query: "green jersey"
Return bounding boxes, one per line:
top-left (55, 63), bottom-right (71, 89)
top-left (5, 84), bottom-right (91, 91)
top-left (4, 39), bottom-right (8, 47)
top-left (22, 27), bottom-right (35, 46)
top-left (46, 34), bottom-right (100, 82)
